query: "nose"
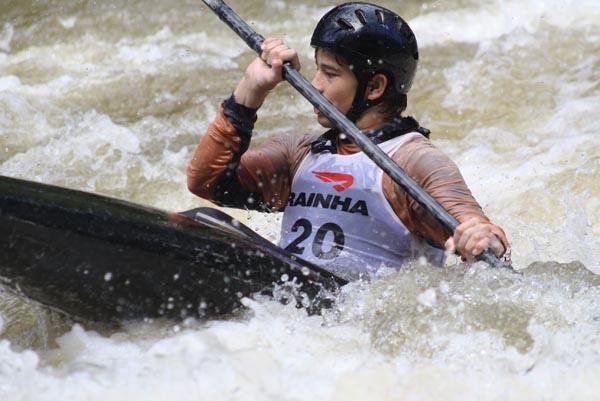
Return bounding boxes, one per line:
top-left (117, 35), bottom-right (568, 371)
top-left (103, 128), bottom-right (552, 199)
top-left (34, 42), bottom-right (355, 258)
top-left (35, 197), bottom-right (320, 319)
top-left (311, 72), bottom-right (324, 93)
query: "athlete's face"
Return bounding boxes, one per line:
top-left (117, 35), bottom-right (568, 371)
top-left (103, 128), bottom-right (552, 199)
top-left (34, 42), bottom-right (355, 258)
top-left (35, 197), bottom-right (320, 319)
top-left (311, 48), bottom-right (358, 128)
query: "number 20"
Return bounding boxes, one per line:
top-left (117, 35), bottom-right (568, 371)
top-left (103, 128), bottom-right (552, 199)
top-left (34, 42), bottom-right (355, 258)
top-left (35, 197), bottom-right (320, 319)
top-left (284, 218), bottom-right (345, 260)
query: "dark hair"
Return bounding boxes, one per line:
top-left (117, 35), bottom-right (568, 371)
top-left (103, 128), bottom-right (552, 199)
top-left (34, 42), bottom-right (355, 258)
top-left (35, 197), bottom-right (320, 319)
top-left (378, 90), bottom-right (407, 119)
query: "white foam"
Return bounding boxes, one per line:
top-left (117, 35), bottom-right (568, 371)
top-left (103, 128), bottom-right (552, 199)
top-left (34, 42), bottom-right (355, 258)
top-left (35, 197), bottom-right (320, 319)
top-left (412, 0), bottom-right (600, 46)
top-left (1, 1), bottom-right (600, 400)
top-left (0, 23), bottom-right (14, 52)
top-left (0, 75), bottom-right (21, 92)
top-left (114, 28), bottom-right (244, 73)
top-left (58, 17), bottom-right (77, 30)
top-left (0, 110), bottom-right (140, 192)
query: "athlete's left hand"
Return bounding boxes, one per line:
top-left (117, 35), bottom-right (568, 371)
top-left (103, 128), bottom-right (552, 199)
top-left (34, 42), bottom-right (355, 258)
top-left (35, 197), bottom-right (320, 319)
top-left (444, 217), bottom-right (505, 261)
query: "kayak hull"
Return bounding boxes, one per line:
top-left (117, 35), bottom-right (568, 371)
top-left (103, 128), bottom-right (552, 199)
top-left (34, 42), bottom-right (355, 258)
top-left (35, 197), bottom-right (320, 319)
top-left (0, 176), bottom-right (344, 324)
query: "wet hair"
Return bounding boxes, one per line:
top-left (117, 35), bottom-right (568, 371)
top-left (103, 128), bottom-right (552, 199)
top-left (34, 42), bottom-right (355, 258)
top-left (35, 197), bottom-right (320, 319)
top-left (379, 90), bottom-right (408, 119)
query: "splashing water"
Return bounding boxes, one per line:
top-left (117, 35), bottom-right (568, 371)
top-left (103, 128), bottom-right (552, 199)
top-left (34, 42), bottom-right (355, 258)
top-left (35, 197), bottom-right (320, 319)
top-left (1, 0), bottom-right (600, 400)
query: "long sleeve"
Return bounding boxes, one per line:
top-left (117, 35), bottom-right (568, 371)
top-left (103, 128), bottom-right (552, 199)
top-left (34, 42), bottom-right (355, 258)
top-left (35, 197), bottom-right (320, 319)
top-left (186, 102), bottom-right (247, 203)
top-left (381, 135), bottom-right (509, 250)
top-left (186, 103), bottom-right (315, 211)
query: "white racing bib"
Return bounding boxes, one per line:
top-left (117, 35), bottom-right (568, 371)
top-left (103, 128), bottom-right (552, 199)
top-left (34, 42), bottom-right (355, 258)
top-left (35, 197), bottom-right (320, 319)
top-left (279, 133), bottom-right (445, 277)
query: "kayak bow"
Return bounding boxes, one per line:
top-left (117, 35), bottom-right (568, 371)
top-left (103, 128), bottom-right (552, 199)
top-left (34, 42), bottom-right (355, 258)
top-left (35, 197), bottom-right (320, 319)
top-left (0, 176), bottom-right (345, 324)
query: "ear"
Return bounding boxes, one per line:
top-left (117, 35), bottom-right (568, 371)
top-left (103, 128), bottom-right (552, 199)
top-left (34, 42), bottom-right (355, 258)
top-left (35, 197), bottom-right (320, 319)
top-left (366, 73), bottom-right (388, 101)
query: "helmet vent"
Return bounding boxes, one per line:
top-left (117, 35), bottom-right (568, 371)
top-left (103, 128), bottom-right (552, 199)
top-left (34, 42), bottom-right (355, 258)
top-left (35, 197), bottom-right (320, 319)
top-left (312, 3), bottom-right (418, 96)
top-left (394, 16), bottom-right (403, 31)
top-left (337, 18), bottom-right (355, 31)
top-left (355, 9), bottom-right (367, 25)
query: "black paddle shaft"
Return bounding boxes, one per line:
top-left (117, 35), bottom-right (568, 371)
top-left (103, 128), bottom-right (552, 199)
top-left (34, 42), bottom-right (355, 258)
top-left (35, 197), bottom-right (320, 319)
top-left (202, 0), bottom-right (511, 270)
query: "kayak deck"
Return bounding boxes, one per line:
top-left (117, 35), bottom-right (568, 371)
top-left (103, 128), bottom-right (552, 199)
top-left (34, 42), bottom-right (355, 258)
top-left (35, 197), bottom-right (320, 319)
top-left (0, 176), bottom-right (345, 324)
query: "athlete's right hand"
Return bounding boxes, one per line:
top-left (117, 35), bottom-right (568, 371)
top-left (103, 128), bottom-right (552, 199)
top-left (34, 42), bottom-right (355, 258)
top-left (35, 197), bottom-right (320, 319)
top-left (444, 217), bottom-right (506, 262)
top-left (233, 37), bottom-right (301, 109)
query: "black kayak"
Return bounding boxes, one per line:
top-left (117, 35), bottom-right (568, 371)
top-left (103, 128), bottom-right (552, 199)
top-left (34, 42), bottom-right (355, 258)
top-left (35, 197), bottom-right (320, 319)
top-left (0, 176), bottom-right (347, 324)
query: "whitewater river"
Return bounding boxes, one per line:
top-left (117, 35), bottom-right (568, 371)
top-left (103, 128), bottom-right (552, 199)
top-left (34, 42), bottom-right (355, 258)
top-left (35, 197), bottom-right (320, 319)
top-left (1, 0), bottom-right (599, 400)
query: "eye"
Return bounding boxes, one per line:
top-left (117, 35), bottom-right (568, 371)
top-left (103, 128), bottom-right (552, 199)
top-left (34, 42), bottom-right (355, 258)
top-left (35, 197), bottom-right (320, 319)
top-left (324, 70), bottom-right (339, 79)
top-left (316, 66), bottom-right (336, 78)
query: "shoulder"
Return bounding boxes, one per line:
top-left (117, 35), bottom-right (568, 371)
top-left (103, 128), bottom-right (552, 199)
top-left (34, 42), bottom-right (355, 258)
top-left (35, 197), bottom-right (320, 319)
top-left (396, 132), bottom-right (443, 156)
top-left (277, 133), bottom-right (319, 177)
top-left (243, 132), bottom-right (318, 175)
top-left (270, 132), bottom-right (319, 151)
top-left (255, 133), bottom-right (317, 159)
top-left (397, 133), bottom-right (452, 163)
top-left (391, 134), bottom-right (461, 183)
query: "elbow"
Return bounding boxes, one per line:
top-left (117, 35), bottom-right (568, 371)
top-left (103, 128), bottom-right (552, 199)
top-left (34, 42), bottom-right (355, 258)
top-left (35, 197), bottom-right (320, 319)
top-left (187, 178), bottom-right (206, 199)
top-left (186, 165), bottom-right (213, 200)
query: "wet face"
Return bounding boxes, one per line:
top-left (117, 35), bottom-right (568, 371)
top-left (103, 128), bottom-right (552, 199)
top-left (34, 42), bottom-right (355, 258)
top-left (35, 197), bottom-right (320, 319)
top-left (310, 48), bottom-right (358, 128)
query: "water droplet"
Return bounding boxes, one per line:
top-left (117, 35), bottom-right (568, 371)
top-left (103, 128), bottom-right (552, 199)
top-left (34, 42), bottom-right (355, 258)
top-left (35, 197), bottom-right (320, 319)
top-left (417, 288), bottom-right (437, 308)
top-left (104, 272), bottom-right (113, 281)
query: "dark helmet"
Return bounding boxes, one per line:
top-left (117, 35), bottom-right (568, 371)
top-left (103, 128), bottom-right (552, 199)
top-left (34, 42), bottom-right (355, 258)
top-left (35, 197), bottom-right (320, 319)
top-left (311, 2), bottom-right (418, 121)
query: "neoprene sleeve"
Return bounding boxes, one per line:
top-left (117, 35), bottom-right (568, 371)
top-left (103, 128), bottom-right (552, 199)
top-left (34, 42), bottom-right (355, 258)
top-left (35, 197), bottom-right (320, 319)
top-left (187, 106), bottom-right (509, 251)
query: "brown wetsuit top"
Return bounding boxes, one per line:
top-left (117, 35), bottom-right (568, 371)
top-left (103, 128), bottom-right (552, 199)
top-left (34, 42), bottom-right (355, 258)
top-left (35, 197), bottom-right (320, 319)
top-left (187, 102), bottom-right (509, 252)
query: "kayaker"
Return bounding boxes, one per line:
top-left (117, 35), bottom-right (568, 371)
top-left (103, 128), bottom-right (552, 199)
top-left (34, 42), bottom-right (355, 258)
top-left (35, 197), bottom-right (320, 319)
top-left (187, 2), bottom-right (510, 276)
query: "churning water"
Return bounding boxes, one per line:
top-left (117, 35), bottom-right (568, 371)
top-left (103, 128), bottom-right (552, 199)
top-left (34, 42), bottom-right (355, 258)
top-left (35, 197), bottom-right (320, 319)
top-left (1, 0), bottom-right (599, 400)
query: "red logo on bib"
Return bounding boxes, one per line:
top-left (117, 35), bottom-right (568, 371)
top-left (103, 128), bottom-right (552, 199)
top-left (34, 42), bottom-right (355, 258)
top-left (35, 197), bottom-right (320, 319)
top-left (312, 171), bottom-right (354, 192)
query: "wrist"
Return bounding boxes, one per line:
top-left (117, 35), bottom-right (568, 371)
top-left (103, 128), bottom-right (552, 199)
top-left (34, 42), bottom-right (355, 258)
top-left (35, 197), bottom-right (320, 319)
top-left (223, 94), bottom-right (258, 138)
top-left (233, 76), bottom-right (269, 109)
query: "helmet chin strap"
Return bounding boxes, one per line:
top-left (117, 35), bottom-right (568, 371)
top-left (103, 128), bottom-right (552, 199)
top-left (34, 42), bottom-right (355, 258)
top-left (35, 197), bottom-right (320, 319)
top-left (344, 79), bottom-right (370, 123)
top-left (344, 76), bottom-right (385, 125)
